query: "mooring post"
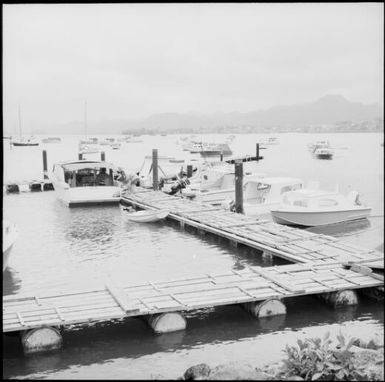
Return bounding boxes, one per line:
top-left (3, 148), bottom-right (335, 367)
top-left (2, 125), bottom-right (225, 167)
top-left (234, 160), bottom-right (244, 214)
top-left (101, 151), bottom-right (106, 161)
top-left (42, 150), bottom-right (48, 179)
top-left (220, 151), bottom-right (223, 162)
top-left (256, 143), bottom-right (260, 162)
top-left (78, 153), bottom-right (83, 160)
top-left (187, 165), bottom-right (193, 178)
top-left (152, 149), bottom-right (159, 190)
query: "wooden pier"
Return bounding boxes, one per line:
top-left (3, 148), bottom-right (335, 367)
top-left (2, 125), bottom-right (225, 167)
top-left (3, 187), bottom-right (383, 353)
top-left (3, 261), bottom-right (383, 334)
top-left (121, 189), bottom-right (383, 266)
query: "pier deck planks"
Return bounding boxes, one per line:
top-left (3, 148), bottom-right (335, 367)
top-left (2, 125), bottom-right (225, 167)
top-left (3, 263), bottom-right (383, 333)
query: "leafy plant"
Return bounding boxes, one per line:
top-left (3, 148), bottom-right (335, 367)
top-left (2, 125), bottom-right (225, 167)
top-left (279, 331), bottom-right (368, 381)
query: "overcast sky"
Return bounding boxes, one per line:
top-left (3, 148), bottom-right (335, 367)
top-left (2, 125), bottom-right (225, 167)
top-left (3, 3), bottom-right (384, 131)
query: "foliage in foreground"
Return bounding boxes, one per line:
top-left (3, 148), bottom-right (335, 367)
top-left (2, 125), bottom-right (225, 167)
top-left (279, 332), bottom-right (369, 381)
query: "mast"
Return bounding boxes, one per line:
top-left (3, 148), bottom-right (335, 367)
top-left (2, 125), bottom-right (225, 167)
top-left (18, 104), bottom-right (22, 139)
top-left (84, 101), bottom-right (87, 139)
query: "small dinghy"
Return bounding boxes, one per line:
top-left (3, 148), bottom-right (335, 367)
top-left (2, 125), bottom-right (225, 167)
top-left (120, 205), bottom-right (169, 223)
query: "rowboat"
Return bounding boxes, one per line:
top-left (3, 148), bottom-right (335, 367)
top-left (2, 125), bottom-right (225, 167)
top-left (120, 206), bottom-right (169, 223)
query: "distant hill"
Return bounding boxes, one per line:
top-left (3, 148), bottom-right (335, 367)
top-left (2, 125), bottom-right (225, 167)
top-left (27, 94), bottom-right (383, 135)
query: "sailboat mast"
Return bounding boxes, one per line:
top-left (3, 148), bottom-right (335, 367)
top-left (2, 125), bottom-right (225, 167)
top-left (18, 104), bottom-right (22, 139)
top-left (84, 101), bottom-right (87, 139)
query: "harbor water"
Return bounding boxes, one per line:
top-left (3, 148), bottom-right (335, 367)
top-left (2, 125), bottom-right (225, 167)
top-left (3, 133), bottom-right (384, 379)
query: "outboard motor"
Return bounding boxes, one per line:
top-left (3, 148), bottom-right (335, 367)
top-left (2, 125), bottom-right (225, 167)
top-left (168, 177), bottom-right (190, 195)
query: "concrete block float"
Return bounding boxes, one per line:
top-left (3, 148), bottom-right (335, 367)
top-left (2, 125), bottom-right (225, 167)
top-left (147, 312), bottom-right (187, 334)
top-left (21, 326), bottom-right (62, 355)
top-left (319, 290), bottom-right (358, 308)
top-left (243, 298), bottom-right (286, 318)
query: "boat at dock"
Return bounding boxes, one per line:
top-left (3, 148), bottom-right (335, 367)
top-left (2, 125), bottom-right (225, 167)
top-left (241, 177), bottom-right (305, 216)
top-left (12, 137), bottom-right (39, 146)
top-left (3, 221), bottom-right (18, 272)
top-left (49, 160), bottom-right (126, 207)
top-left (181, 161), bottom-right (265, 205)
top-left (120, 205), bottom-right (169, 223)
top-left (270, 188), bottom-right (371, 227)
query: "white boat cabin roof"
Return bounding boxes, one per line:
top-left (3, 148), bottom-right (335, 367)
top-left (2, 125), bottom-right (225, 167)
top-left (283, 189), bottom-right (339, 199)
top-left (55, 160), bottom-right (117, 172)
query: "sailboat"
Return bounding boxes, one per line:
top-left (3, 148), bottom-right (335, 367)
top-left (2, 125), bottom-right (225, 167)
top-left (12, 105), bottom-right (39, 147)
top-left (78, 101), bottom-right (101, 154)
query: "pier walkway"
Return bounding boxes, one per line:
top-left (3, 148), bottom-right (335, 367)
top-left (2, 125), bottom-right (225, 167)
top-left (121, 189), bottom-right (383, 266)
top-left (3, 261), bottom-right (383, 333)
top-left (3, 187), bottom-right (383, 353)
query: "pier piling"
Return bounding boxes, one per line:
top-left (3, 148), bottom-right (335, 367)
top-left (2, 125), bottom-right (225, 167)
top-left (187, 165), bottom-right (193, 178)
top-left (42, 150), bottom-right (48, 179)
top-left (234, 161), bottom-right (244, 214)
top-left (220, 151), bottom-right (223, 162)
top-left (78, 153), bottom-right (83, 160)
top-left (101, 151), bottom-right (106, 161)
top-left (152, 149), bottom-right (159, 191)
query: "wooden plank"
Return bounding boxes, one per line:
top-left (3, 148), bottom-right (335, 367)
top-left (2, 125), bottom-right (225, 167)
top-left (105, 283), bottom-right (139, 313)
top-left (248, 267), bottom-right (305, 293)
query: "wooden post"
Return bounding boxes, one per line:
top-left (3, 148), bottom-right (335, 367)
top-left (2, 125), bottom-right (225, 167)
top-left (78, 153), bottom-right (83, 160)
top-left (256, 143), bottom-right (260, 162)
top-left (42, 150), bottom-right (48, 179)
top-left (101, 151), bottom-right (106, 162)
top-left (152, 149), bottom-right (159, 190)
top-left (187, 165), bottom-right (193, 178)
top-left (234, 161), bottom-right (243, 214)
top-left (220, 151), bottom-right (223, 162)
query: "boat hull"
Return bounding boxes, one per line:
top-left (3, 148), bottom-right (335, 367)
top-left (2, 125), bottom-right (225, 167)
top-left (3, 223), bottom-right (18, 272)
top-left (52, 183), bottom-right (121, 207)
top-left (12, 142), bottom-right (39, 146)
top-left (271, 207), bottom-right (371, 227)
top-left (120, 207), bottom-right (169, 222)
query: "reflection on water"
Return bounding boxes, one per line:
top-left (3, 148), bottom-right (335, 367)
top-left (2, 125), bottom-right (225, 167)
top-left (2, 133), bottom-right (383, 379)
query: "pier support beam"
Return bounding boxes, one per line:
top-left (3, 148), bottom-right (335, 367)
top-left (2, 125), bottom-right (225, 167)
top-left (187, 165), bottom-right (193, 178)
top-left (234, 161), bottom-right (244, 214)
top-left (21, 326), bottom-right (62, 354)
top-left (318, 290), bottom-right (358, 308)
top-left (146, 312), bottom-right (187, 334)
top-left (42, 150), bottom-right (48, 179)
top-left (243, 298), bottom-right (286, 318)
top-left (152, 149), bottom-right (159, 191)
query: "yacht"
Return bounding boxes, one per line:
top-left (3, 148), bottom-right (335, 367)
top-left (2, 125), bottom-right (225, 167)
top-left (308, 140), bottom-right (334, 159)
top-left (49, 160), bottom-right (125, 207)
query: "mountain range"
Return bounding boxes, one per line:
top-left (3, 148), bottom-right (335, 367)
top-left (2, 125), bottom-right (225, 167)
top-left (32, 94), bottom-right (383, 134)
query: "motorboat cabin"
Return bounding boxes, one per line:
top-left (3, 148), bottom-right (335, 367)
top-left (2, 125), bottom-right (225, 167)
top-left (242, 177), bottom-right (304, 216)
top-left (50, 160), bottom-right (125, 207)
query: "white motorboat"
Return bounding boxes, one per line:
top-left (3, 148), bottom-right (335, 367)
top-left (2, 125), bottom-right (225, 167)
top-left (120, 205), bottom-right (169, 223)
top-left (12, 137), bottom-right (40, 146)
top-left (49, 160), bottom-right (126, 207)
top-left (3, 221), bottom-right (19, 272)
top-left (241, 177), bottom-right (304, 216)
top-left (270, 189), bottom-right (371, 227)
top-left (308, 140), bottom-right (334, 159)
top-left (182, 161), bottom-right (265, 205)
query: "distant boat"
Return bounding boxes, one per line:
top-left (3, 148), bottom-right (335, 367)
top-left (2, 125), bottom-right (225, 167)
top-left (42, 137), bottom-right (61, 144)
top-left (120, 205), bottom-right (169, 223)
top-left (11, 105), bottom-right (39, 147)
top-left (270, 188), bottom-right (371, 227)
top-left (308, 140), bottom-right (334, 159)
top-left (3, 221), bottom-right (18, 272)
